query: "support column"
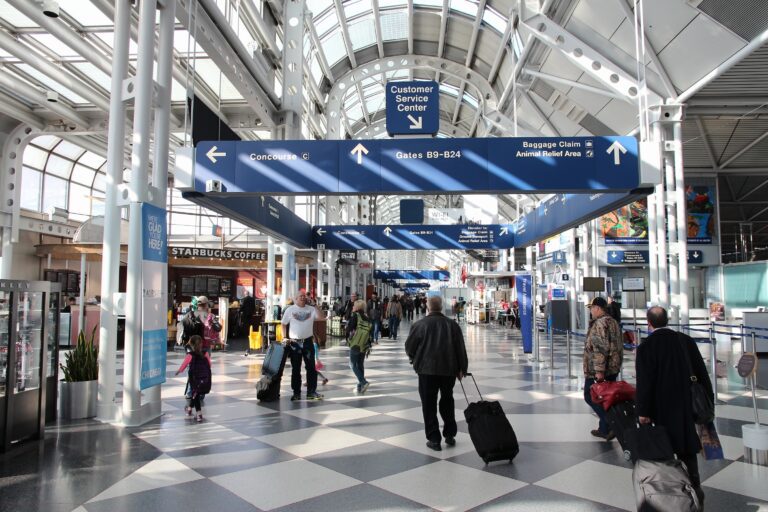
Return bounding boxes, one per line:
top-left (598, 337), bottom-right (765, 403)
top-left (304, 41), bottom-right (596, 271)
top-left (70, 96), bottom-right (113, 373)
top-left (672, 119), bottom-right (690, 325)
top-left (316, 250), bottom-right (323, 302)
top-left (328, 250), bottom-right (336, 299)
top-left (647, 189), bottom-right (659, 304)
top-left (568, 228), bottom-right (578, 331)
top-left (0, 227), bottom-right (12, 281)
top-left (267, 237), bottom-right (276, 320)
top-left (654, 122), bottom-right (669, 309)
top-left (78, 253), bottom-right (86, 337)
top-left (281, 242), bottom-right (293, 306)
top-left (351, 264), bottom-right (357, 295)
top-left (122, 0), bottom-right (157, 426)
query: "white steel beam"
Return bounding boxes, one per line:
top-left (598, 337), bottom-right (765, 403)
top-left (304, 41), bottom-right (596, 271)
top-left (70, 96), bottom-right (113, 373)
top-left (372, 0), bottom-right (385, 59)
top-left (522, 68), bottom-right (632, 103)
top-left (408, 0), bottom-right (414, 54)
top-left (520, 14), bottom-right (663, 106)
top-left (719, 129), bottom-right (768, 169)
top-left (0, 91), bottom-right (45, 128)
top-left (333, 0), bottom-right (357, 68)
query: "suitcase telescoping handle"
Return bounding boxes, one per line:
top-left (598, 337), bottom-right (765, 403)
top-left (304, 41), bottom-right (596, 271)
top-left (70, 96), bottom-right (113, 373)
top-left (458, 372), bottom-right (483, 405)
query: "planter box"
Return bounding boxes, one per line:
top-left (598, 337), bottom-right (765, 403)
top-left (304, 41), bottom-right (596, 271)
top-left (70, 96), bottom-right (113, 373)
top-left (59, 380), bottom-right (97, 419)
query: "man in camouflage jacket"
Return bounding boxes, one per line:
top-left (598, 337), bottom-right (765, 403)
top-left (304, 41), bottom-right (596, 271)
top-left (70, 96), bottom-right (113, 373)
top-left (582, 296), bottom-right (623, 440)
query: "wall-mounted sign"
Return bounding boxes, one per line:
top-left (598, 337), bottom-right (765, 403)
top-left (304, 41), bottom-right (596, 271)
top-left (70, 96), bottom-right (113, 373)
top-left (170, 247), bottom-right (267, 261)
top-left (622, 277), bottom-right (645, 292)
top-left (340, 250), bottom-right (357, 261)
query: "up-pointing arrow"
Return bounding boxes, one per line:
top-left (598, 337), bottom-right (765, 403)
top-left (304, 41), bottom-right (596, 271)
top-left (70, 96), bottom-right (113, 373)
top-left (500, 226), bottom-right (509, 236)
top-left (350, 143), bottom-right (369, 165)
top-left (606, 141), bottom-right (627, 165)
top-left (383, 226), bottom-right (392, 237)
top-left (407, 115), bottom-right (423, 130)
top-left (206, 145), bottom-right (226, 163)
top-left (316, 227), bottom-right (326, 236)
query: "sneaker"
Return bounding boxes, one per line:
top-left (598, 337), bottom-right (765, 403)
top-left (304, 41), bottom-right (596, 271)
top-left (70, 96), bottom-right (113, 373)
top-left (360, 382), bottom-right (370, 394)
top-left (196, 414), bottom-right (203, 423)
top-left (184, 406), bottom-right (192, 416)
top-left (445, 437), bottom-right (456, 446)
top-left (605, 430), bottom-right (616, 441)
top-left (426, 440), bottom-right (442, 451)
top-left (322, 378), bottom-right (329, 385)
top-left (590, 429), bottom-right (608, 439)
top-left (306, 392), bottom-right (324, 401)
top-left (291, 394), bottom-right (301, 401)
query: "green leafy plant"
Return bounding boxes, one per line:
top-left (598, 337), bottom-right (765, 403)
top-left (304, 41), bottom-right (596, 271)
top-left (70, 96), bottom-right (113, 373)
top-left (60, 325), bottom-right (99, 382)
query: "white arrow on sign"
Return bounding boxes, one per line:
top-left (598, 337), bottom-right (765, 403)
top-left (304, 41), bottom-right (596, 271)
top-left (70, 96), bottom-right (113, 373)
top-left (407, 115), bottom-right (423, 130)
top-left (500, 227), bottom-right (509, 236)
top-left (206, 145), bottom-right (226, 163)
top-left (611, 251), bottom-right (618, 258)
top-left (350, 143), bottom-right (369, 165)
top-left (383, 226), bottom-right (392, 237)
top-left (606, 141), bottom-right (627, 165)
top-left (694, 251), bottom-right (700, 258)
top-left (316, 227), bottom-right (326, 236)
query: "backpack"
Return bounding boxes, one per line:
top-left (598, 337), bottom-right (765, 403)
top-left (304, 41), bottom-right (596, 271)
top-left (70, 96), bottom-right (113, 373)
top-left (181, 312), bottom-right (203, 343)
top-left (189, 353), bottom-right (211, 396)
top-left (633, 459), bottom-right (701, 512)
top-left (349, 313), bottom-right (372, 351)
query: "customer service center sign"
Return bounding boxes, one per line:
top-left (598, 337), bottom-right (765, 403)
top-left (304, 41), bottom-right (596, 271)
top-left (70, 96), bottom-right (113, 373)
top-left (141, 203), bottom-right (168, 390)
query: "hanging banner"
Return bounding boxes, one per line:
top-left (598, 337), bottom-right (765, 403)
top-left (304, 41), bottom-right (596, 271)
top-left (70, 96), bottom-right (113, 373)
top-left (516, 274), bottom-right (533, 354)
top-left (140, 203), bottom-right (168, 390)
top-left (601, 199), bottom-right (648, 244)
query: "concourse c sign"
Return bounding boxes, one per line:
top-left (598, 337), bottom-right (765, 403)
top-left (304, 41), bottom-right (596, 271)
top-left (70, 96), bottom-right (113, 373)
top-left (386, 80), bottom-right (439, 135)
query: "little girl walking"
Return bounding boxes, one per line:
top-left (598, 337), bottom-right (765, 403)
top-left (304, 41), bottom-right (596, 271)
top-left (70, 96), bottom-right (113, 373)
top-left (175, 335), bottom-right (212, 422)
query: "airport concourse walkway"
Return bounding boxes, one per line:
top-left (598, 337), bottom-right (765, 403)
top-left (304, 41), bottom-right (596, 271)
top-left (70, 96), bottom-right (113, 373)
top-left (2, 322), bottom-right (768, 512)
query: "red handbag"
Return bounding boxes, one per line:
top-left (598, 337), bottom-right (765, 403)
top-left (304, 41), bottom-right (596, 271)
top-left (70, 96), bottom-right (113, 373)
top-left (590, 380), bottom-right (636, 411)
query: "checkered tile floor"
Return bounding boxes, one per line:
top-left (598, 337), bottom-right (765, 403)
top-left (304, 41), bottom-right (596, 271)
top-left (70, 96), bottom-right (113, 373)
top-left (2, 320), bottom-right (767, 512)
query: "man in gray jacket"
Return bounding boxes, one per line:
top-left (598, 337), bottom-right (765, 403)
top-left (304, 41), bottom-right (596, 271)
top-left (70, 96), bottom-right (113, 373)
top-left (405, 296), bottom-right (469, 451)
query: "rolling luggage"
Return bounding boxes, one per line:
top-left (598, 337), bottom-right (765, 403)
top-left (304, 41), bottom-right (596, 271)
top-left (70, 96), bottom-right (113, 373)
top-left (256, 341), bottom-right (288, 402)
top-left (606, 400), bottom-right (638, 461)
top-left (460, 373), bottom-right (519, 464)
top-left (633, 459), bottom-right (701, 512)
top-left (381, 320), bottom-right (390, 338)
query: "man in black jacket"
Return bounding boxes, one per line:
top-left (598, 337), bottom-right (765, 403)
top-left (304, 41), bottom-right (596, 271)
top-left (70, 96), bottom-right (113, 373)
top-left (405, 296), bottom-right (469, 451)
top-left (636, 306), bottom-right (713, 506)
top-left (366, 292), bottom-right (383, 343)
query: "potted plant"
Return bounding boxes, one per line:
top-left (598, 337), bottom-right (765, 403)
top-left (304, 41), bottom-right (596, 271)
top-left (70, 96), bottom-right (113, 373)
top-left (59, 325), bottom-right (99, 419)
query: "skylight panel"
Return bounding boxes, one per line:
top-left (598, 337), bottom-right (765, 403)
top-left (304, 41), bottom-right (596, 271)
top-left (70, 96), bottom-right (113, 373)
top-left (54, 140), bottom-right (85, 160)
top-left (307, 0), bottom-right (334, 16)
top-left (450, 0), bottom-right (478, 17)
top-left (58, 0), bottom-right (112, 26)
top-left (0, 2), bottom-right (36, 27)
top-left (381, 12), bottom-right (408, 40)
top-left (379, 0), bottom-right (407, 9)
top-left (31, 135), bottom-right (60, 150)
top-left (349, 18), bottom-right (376, 51)
top-left (346, 103), bottom-right (364, 122)
top-left (315, 12), bottom-right (338, 38)
top-left (321, 31), bottom-right (347, 65)
top-left (78, 151), bottom-right (106, 169)
top-left (71, 63), bottom-right (111, 92)
top-left (15, 64), bottom-right (90, 103)
top-left (414, 0), bottom-right (442, 7)
top-left (23, 145), bottom-right (49, 170)
top-left (28, 34), bottom-right (80, 58)
top-left (46, 154), bottom-right (74, 179)
top-left (344, 0), bottom-right (370, 20)
top-left (482, 6), bottom-right (507, 34)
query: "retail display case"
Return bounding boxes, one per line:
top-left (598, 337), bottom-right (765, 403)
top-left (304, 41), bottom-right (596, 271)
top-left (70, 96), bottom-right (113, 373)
top-left (0, 280), bottom-right (61, 451)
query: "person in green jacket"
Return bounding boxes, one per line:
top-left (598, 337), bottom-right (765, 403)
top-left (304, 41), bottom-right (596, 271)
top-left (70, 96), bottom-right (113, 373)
top-left (346, 300), bottom-right (372, 394)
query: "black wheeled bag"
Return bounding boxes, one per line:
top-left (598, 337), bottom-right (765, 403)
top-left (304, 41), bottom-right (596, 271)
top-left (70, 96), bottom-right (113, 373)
top-left (606, 400), bottom-right (638, 462)
top-left (461, 373), bottom-right (519, 464)
top-left (256, 341), bottom-right (289, 402)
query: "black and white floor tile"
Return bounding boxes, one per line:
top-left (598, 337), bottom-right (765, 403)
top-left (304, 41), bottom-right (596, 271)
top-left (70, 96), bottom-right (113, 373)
top-left (2, 320), bottom-right (767, 511)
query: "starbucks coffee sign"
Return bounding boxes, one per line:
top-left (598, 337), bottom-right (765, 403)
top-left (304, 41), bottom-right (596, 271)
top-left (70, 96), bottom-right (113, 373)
top-left (170, 246), bottom-right (267, 261)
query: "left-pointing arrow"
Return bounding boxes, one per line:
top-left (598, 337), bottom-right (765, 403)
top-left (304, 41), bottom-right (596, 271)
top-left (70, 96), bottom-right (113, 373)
top-left (206, 145), bottom-right (226, 163)
top-left (316, 227), bottom-right (326, 236)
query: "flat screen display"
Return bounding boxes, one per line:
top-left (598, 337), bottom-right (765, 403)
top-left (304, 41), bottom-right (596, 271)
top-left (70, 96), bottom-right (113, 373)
top-left (622, 277), bottom-right (645, 292)
top-left (582, 277), bottom-right (606, 292)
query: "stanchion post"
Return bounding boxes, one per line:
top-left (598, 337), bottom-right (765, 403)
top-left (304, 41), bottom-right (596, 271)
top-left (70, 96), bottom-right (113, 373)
top-left (751, 332), bottom-right (760, 425)
top-left (549, 329), bottom-right (554, 370)
top-left (740, 323), bottom-right (746, 355)
top-left (709, 323), bottom-right (718, 402)
top-left (566, 330), bottom-right (572, 378)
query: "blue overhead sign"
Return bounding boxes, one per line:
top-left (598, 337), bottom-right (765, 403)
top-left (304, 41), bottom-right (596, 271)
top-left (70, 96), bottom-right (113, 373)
top-left (192, 136), bottom-right (641, 196)
top-left (606, 249), bottom-right (704, 265)
top-left (386, 80), bottom-right (439, 135)
top-left (375, 270), bottom-right (450, 281)
top-left (313, 224), bottom-right (515, 251)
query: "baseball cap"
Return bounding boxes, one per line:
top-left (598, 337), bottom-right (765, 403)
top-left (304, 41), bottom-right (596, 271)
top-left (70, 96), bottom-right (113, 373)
top-left (197, 296), bottom-right (209, 305)
top-left (587, 297), bottom-right (608, 309)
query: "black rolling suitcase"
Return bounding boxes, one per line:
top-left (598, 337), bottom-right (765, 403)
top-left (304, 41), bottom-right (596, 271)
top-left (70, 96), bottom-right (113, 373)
top-left (461, 373), bottom-right (519, 464)
top-left (256, 341), bottom-right (288, 402)
top-left (606, 400), bottom-right (638, 461)
top-left (381, 320), bottom-right (390, 338)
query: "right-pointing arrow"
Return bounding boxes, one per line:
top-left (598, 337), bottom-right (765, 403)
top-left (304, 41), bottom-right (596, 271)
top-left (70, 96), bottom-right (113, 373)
top-left (606, 141), bottom-right (627, 165)
top-left (407, 115), bottom-right (423, 130)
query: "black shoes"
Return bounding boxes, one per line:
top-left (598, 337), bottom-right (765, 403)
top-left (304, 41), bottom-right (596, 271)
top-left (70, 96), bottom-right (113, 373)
top-left (426, 440), bottom-right (442, 451)
top-left (445, 437), bottom-right (456, 446)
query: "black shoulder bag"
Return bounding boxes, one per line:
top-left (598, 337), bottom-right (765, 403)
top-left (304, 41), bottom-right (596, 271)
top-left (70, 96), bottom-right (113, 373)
top-left (679, 334), bottom-right (715, 424)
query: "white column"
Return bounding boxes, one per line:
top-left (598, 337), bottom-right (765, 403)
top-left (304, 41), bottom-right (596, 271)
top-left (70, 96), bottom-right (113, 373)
top-left (316, 251), bottom-right (323, 302)
top-left (78, 252), bottom-right (86, 335)
top-left (266, 237), bottom-right (276, 320)
top-left (647, 190), bottom-right (659, 304)
top-left (122, 0), bottom-right (157, 426)
top-left (568, 228), bottom-right (578, 331)
top-left (664, 125), bottom-right (679, 323)
top-left (351, 264), bottom-right (357, 295)
top-left (328, 250), bottom-right (336, 299)
top-left (281, 242), bottom-right (291, 306)
top-left (0, 227), bottom-right (12, 281)
top-left (673, 121), bottom-right (690, 325)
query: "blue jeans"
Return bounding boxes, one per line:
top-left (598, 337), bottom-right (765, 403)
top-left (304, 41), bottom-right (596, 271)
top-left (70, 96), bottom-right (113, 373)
top-left (349, 348), bottom-right (367, 390)
top-left (371, 319), bottom-right (381, 341)
top-left (389, 316), bottom-right (400, 339)
top-left (584, 373), bottom-right (618, 435)
top-left (290, 338), bottom-right (317, 395)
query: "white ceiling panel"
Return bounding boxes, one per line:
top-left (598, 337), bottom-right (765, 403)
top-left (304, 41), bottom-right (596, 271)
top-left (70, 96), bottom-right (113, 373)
top-left (537, 46), bottom-right (583, 82)
top-left (569, 0), bottom-right (626, 41)
top-left (658, 14), bottom-right (746, 91)
top-left (643, 0), bottom-right (700, 51)
top-left (594, 98), bottom-right (638, 134)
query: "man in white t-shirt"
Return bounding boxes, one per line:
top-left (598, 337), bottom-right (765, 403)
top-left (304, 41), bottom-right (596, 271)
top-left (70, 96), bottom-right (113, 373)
top-left (282, 290), bottom-right (325, 401)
